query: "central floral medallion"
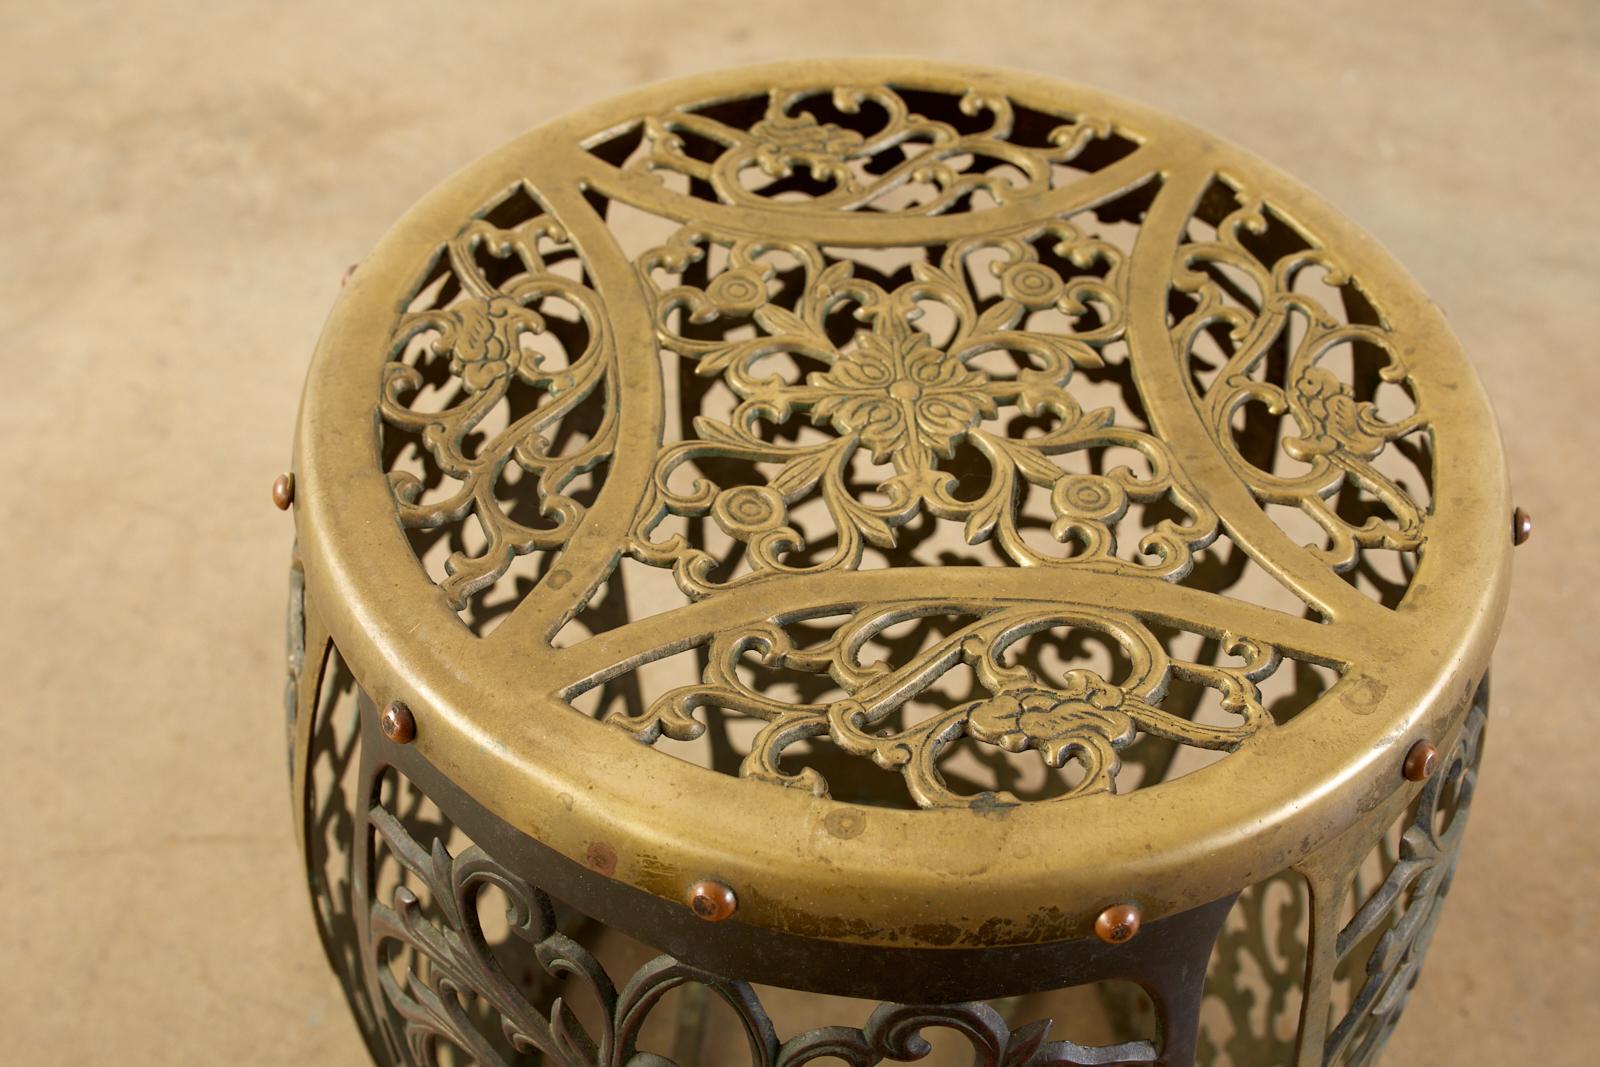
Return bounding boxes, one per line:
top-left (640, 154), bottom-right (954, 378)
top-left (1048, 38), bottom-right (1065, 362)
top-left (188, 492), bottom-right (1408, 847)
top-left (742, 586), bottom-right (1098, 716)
top-left (627, 221), bottom-right (1221, 599)
top-left (808, 316), bottom-right (997, 467)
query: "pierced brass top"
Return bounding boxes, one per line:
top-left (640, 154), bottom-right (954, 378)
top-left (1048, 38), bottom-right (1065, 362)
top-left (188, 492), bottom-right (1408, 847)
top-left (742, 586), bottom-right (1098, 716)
top-left (293, 59), bottom-right (1510, 948)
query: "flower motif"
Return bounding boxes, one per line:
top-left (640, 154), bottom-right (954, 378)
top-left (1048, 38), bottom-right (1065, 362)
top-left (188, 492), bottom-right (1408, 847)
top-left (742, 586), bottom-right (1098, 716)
top-left (809, 324), bottom-right (996, 464)
top-left (1285, 365), bottom-right (1406, 461)
top-left (437, 295), bottom-right (544, 393)
top-left (749, 110), bottom-right (864, 178)
top-left (626, 222), bottom-right (1211, 599)
top-left (966, 671), bottom-right (1133, 766)
top-left (999, 261), bottom-right (1066, 310)
top-left (1051, 474), bottom-right (1129, 522)
top-left (704, 267), bottom-right (770, 317)
top-left (711, 484), bottom-right (788, 538)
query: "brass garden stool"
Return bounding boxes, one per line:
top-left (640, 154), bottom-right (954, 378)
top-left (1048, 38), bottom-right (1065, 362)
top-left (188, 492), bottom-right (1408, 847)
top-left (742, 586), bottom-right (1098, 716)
top-left (282, 60), bottom-right (1519, 1067)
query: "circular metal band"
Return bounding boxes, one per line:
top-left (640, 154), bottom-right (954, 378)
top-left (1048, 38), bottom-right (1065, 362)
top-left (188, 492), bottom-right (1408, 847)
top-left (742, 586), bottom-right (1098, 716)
top-left (293, 58), bottom-right (1510, 950)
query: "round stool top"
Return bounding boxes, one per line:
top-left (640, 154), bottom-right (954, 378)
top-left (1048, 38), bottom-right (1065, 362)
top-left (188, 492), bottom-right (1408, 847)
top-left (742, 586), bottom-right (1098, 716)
top-left (295, 59), bottom-right (1511, 949)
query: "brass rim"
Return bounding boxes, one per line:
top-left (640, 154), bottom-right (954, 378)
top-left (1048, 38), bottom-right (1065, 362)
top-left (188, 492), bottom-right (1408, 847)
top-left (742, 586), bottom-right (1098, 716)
top-left (293, 58), bottom-right (1510, 949)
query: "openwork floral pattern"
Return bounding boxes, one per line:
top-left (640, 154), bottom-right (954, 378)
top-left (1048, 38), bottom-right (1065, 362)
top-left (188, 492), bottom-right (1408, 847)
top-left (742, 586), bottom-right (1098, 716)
top-left (809, 317), bottom-right (996, 462)
top-left (593, 84), bottom-right (1130, 214)
top-left (366, 780), bottom-right (1161, 1065)
top-left (296, 67), bottom-right (1509, 1067)
top-left (604, 602), bottom-right (1280, 809)
top-left (1172, 191), bottom-right (1430, 576)
top-left (380, 190), bottom-right (618, 616)
top-left (627, 218), bottom-right (1220, 598)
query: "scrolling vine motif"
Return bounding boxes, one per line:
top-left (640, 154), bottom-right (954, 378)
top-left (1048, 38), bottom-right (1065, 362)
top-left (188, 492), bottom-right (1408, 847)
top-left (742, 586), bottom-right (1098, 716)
top-left (368, 805), bottom-right (774, 1066)
top-left (1171, 196), bottom-right (1429, 573)
top-left (628, 218), bottom-right (1219, 598)
top-left (604, 602), bottom-right (1278, 809)
top-left (380, 198), bottom-right (618, 612)
top-left (1319, 692), bottom-right (1485, 1066)
top-left (367, 789), bottom-right (1160, 1065)
top-left (604, 85), bottom-right (1122, 215)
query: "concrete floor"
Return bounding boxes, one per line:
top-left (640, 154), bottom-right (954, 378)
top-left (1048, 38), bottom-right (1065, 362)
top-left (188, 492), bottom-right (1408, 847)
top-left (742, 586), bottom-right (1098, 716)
top-left (2, 1), bottom-right (1595, 1063)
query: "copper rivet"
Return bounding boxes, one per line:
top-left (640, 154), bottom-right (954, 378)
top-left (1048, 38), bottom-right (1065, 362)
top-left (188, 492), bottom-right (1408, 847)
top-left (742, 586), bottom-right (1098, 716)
top-left (1512, 507), bottom-right (1532, 546)
top-left (271, 472), bottom-right (295, 511)
top-left (380, 700), bottom-right (416, 745)
top-left (1403, 739), bottom-right (1438, 782)
top-left (1094, 902), bottom-right (1141, 944)
top-left (687, 880), bottom-right (737, 922)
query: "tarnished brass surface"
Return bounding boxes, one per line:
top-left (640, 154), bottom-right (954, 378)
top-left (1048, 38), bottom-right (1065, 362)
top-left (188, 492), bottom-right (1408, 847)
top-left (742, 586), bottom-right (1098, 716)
top-left (290, 59), bottom-right (1510, 951)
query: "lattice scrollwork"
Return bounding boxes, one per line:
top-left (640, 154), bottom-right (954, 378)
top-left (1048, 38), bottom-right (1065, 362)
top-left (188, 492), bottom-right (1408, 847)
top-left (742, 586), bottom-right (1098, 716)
top-left (1172, 192), bottom-right (1429, 575)
top-left (778, 1001), bottom-right (1158, 1066)
top-left (380, 189), bottom-right (618, 615)
top-left (1319, 691), bottom-right (1486, 1066)
top-left (604, 602), bottom-right (1279, 809)
top-left (368, 803), bottom-right (774, 1066)
top-left (628, 216), bottom-right (1220, 598)
top-left (301, 644), bottom-right (393, 1063)
top-left (366, 778), bottom-right (1162, 1066)
top-left (1197, 872), bottom-right (1309, 1065)
top-left (598, 84), bottom-right (1128, 215)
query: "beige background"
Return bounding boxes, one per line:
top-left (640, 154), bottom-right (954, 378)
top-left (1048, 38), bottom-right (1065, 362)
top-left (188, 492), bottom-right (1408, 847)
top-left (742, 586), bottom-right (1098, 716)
top-left (2, 1), bottom-right (1596, 1063)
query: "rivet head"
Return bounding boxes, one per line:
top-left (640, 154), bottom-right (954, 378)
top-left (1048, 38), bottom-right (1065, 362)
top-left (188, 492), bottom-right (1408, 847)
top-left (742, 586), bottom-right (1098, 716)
top-left (1512, 507), bottom-right (1532, 546)
top-left (271, 473), bottom-right (295, 510)
top-left (380, 701), bottom-right (416, 745)
top-left (1403, 739), bottom-right (1439, 782)
top-left (687, 880), bottom-right (737, 922)
top-left (1094, 902), bottom-right (1142, 944)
